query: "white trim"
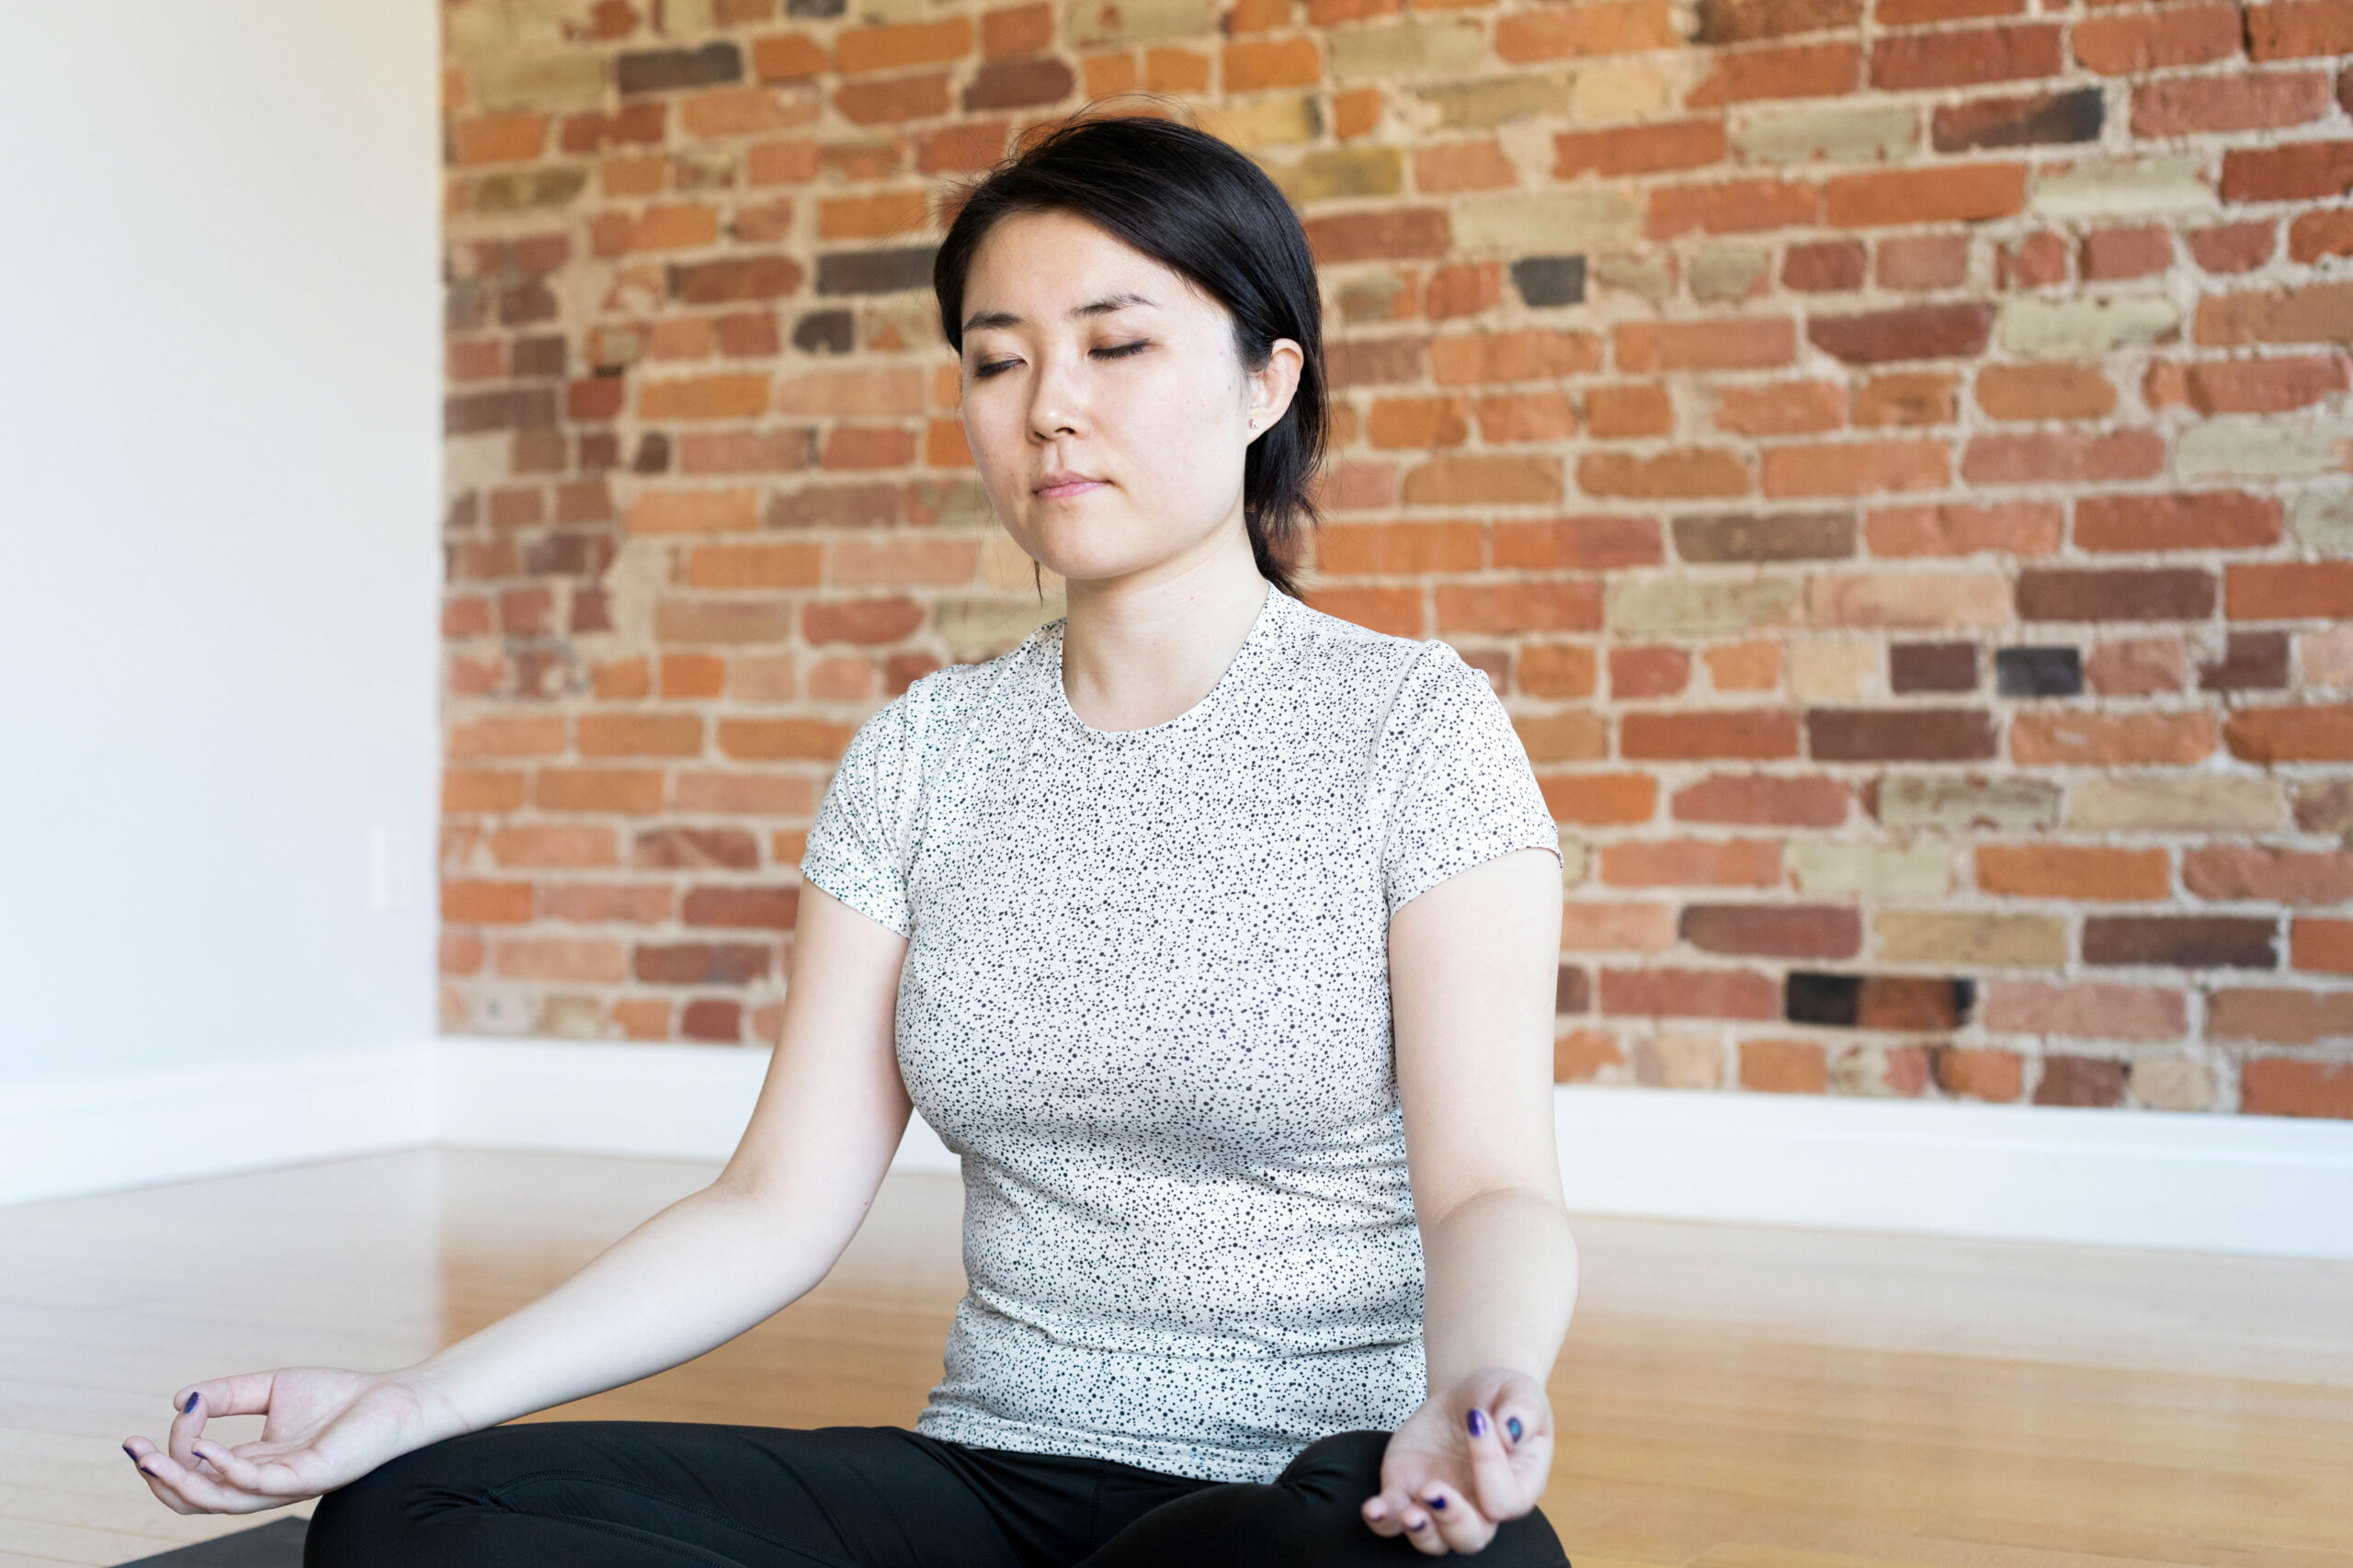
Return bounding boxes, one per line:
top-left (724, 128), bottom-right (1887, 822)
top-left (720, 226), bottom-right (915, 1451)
top-left (5, 1038), bottom-right (2347, 1259)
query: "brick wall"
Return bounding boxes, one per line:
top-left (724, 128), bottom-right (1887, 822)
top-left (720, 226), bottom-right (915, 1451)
top-left (439, 0), bottom-right (2353, 1117)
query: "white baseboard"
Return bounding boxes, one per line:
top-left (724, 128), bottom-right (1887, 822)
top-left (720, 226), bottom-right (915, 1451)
top-left (0, 1041), bottom-right (436, 1207)
top-left (5, 1037), bottom-right (2348, 1259)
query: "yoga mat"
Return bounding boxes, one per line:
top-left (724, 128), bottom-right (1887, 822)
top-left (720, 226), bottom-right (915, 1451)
top-left (114, 1516), bottom-right (308, 1565)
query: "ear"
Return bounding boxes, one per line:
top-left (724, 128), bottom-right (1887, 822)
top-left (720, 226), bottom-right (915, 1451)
top-left (1244, 338), bottom-right (1305, 443)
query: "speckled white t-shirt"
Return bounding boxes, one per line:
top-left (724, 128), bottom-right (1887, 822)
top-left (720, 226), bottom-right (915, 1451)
top-left (798, 580), bottom-right (1561, 1483)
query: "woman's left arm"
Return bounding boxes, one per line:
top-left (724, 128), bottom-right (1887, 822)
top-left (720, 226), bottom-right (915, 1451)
top-left (1367, 844), bottom-right (1578, 1557)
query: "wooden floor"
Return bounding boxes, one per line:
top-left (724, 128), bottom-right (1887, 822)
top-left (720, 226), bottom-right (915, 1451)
top-left (5, 1147), bottom-right (2352, 1567)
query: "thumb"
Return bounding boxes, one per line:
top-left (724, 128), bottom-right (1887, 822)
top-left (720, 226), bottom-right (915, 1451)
top-left (1463, 1403), bottom-right (1524, 1521)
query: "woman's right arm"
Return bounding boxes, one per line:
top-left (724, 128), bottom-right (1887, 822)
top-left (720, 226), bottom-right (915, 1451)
top-left (125, 882), bottom-right (915, 1515)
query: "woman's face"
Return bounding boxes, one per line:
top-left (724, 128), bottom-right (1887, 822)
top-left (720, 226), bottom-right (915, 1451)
top-left (956, 209), bottom-right (1300, 590)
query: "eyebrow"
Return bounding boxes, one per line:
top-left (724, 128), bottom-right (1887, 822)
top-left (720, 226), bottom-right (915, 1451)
top-left (961, 292), bottom-right (1160, 336)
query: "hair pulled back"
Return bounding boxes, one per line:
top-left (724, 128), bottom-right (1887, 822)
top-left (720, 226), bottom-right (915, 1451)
top-left (932, 111), bottom-right (1328, 599)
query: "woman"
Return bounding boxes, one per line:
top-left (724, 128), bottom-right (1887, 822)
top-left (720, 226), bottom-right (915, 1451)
top-left (123, 113), bottom-right (1580, 1564)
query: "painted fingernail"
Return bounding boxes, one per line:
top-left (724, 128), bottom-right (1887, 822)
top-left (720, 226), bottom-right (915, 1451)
top-left (1466, 1407), bottom-right (1488, 1438)
top-left (122, 1443), bottom-right (137, 1459)
top-left (140, 1464), bottom-right (159, 1478)
top-left (1428, 1494), bottom-right (1448, 1510)
top-left (184, 1392), bottom-right (199, 1413)
top-left (1407, 1517), bottom-right (1427, 1531)
top-left (1506, 1415), bottom-right (1524, 1442)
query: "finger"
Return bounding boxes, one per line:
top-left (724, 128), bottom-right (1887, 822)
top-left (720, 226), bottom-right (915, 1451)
top-left (188, 1438), bottom-right (311, 1497)
top-left (1421, 1481), bottom-right (1496, 1555)
top-left (1397, 1504), bottom-right (1449, 1556)
top-left (131, 1447), bottom-right (269, 1516)
top-left (167, 1388), bottom-right (213, 1471)
top-left (1361, 1491), bottom-right (1406, 1538)
top-left (1463, 1403), bottom-right (1526, 1521)
top-left (173, 1371), bottom-right (278, 1419)
top-left (124, 1440), bottom-right (195, 1516)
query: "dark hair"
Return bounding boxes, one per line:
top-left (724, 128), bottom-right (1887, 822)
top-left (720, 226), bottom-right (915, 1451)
top-left (932, 109), bottom-right (1328, 600)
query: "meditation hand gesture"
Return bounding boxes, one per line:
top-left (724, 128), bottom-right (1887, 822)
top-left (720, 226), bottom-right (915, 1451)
top-left (1362, 1368), bottom-right (1553, 1556)
top-left (120, 1369), bottom-right (460, 1516)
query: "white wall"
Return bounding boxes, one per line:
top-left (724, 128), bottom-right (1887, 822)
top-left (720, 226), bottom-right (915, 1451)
top-left (0, 3), bottom-right (443, 1092)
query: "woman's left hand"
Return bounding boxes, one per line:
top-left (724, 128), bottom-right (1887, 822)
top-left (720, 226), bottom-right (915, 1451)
top-left (1360, 1368), bottom-right (1553, 1556)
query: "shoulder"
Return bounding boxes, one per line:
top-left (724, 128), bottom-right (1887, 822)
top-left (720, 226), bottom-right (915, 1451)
top-left (1270, 594), bottom-right (1497, 735)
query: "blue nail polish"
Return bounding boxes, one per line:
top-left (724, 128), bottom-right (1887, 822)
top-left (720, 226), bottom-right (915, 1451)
top-left (1429, 1495), bottom-right (1448, 1510)
top-left (184, 1392), bottom-right (199, 1413)
top-left (1407, 1517), bottom-right (1427, 1530)
top-left (1466, 1407), bottom-right (1488, 1438)
top-left (122, 1443), bottom-right (136, 1458)
top-left (1506, 1415), bottom-right (1524, 1442)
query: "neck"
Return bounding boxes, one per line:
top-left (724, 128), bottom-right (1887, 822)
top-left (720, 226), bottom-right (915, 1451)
top-left (1058, 541), bottom-right (1273, 733)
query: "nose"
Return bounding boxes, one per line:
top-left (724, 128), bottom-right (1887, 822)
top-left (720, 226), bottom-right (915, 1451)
top-left (1026, 345), bottom-right (1088, 444)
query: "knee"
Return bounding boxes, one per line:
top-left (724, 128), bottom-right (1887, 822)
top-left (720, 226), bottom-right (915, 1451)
top-left (301, 1433), bottom-right (492, 1565)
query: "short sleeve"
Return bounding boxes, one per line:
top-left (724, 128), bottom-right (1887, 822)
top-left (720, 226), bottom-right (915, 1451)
top-left (799, 689), bottom-right (925, 938)
top-left (1377, 642), bottom-right (1562, 918)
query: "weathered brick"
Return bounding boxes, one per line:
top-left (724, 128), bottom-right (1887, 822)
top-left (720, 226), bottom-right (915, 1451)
top-left (2076, 493), bottom-right (2279, 553)
top-left (1852, 369), bottom-right (1956, 428)
top-left (1787, 971), bottom-right (1974, 1029)
top-left (2295, 917), bottom-right (2353, 973)
top-left (1585, 382), bottom-right (1675, 437)
top-left (1600, 967), bottom-right (1782, 1019)
top-left (1682, 904), bottom-right (1864, 959)
top-left (1578, 449), bottom-right (1752, 499)
top-left (2222, 141), bottom-right (2353, 203)
top-left (1880, 911), bottom-right (2067, 967)
top-left (1303, 209), bottom-right (1452, 263)
top-left (1602, 838), bottom-right (1782, 887)
top-left (2016, 568), bottom-right (2216, 623)
top-left (1984, 981), bottom-right (2187, 1040)
top-left (2208, 987), bottom-right (2353, 1044)
top-left (1609, 576), bottom-right (1801, 636)
top-left (2032, 154), bottom-right (2214, 220)
top-left (2200, 630), bottom-right (2292, 692)
top-left (1672, 773), bottom-right (1852, 826)
top-left (2241, 1060), bottom-right (2353, 1119)
top-left (1890, 641), bottom-right (1977, 693)
top-left (619, 43), bottom-right (744, 95)
top-left (1689, 40), bottom-right (1861, 105)
top-left (1609, 645), bottom-right (1690, 699)
top-left (1824, 165), bottom-right (2026, 227)
top-left (1494, 516), bottom-right (1665, 570)
top-left (2132, 71), bottom-right (2333, 135)
top-left (2012, 710), bottom-right (2216, 767)
top-left (1994, 645), bottom-right (2081, 697)
top-left (1808, 570), bottom-right (2011, 628)
top-left (1878, 774), bottom-right (2061, 830)
top-left (2189, 221), bottom-right (2277, 274)
top-left (1870, 24), bottom-right (2062, 89)
top-left (1783, 239), bottom-right (1868, 290)
top-left (1650, 178), bottom-right (1821, 238)
top-left (2145, 355), bottom-right (2350, 414)
top-left (1808, 302), bottom-right (1993, 362)
top-left (2187, 845), bottom-right (2353, 906)
top-left (1935, 1048), bottom-right (2024, 1103)
top-left (1675, 511), bottom-right (1855, 562)
top-left (2291, 209), bottom-right (2353, 262)
top-left (1434, 577), bottom-right (1602, 631)
top-left (1616, 318), bottom-right (1795, 370)
top-left (1962, 429), bottom-right (2165, 485)
top-left (1977, 845), bottom-right (2170, 902)
top-left (1541, 774), bottom-right (1659, 825)
top-left (1620, 709), bottom-right (1802, 758)
top-left (1866, 501), bottom-right (2063, 557)
top-left (2246, 0), bottom-right (2353, 60)
top-left (2072, 4), bottom-right (2241, 74)
top-left (1976, 363), bottom-right (2116, 421)
top-left (1743, 1038), bottom-right (1830, 1095)
top-left (1555, 119), bottom-right (1726, 176)
top-left (2033, 1056), bottom-right (2129, 1108)
top-left (2228, 562), bottom-right (2353, 620)
top-left (1714, 381), bottom-right (1847, 435)
top-left (1998, 296), bottom-right (2179, 357)
top-left (1733, 102), bottom-right (1915, 164)
top-left (1875, 234), bottom-right (1969, 291)
top-left (2068, 775), bottom-right (2284, 833)
top-left (1809, 705), bottom-right (2000, 762)
top-left (1697, 0), bottom-right (1863, 43)
top-left (1499, 0), bottom-right (1681, 61)
top-left (2083, 915), bottom-right (2279, 969)
top-left (1932, 86), bottom-right (2102, 152)
top-left (1760, 438), bottom-right (1949, 497)
top-left (2225, 705), bottom-right (2353, 763)
top-left (1789, 841), bottom-right (1951, 898)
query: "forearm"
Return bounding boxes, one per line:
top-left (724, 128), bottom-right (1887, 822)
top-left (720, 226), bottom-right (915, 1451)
top-left (392, 1181), bottom-right (824, 1440)
top-left (1419, 1186), bottom-right (1579, 1396)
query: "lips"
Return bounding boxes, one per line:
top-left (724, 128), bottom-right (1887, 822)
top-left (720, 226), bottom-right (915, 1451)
top-left (1035, 472), bottom-right (1106, 499)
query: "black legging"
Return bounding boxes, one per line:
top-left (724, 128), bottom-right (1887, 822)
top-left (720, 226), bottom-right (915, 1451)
top-left (302, 1419), bottom-right (1571, 1566)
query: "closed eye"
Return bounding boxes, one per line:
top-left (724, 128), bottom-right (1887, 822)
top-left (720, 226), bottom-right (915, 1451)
top-left (972, 341), bottom-right (1152, 379)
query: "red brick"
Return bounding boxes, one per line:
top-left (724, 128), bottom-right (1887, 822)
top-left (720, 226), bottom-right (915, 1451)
top-left (1616, 318), bottom-right (1795, 370)
top-left (2187, 846), bottom-right (2353, 905)
top-left (982, 3), bottom-right (1051, 57)
top-left (1934, 1048), bottom-right (2024, 1103)
top-left (2188, 221), bottom-right (2275, 274)
top-left (1743, 1038), bottom-right (1830, 1096)
top-left (1961, 429), bottom-right (2165, 485)
top-left (1784, 239), bottom-right (1867, 291)
top-left (1540, 773), bottom-right (1659, 824)
top-left (2073, 4), bottom-right (2242, 74)
top-left (2246, 0), bottom-right (2353, 59)
top-left (1650, 178), bottom-right (1821, 238)
top-left (1432, 329), bottom-right (1603, 382)
top-left (1977, 845), bottom-right (2171, 901)
top-left (1555, 1028), bottom-right (1626, 1082)
top-left (1681, 904), bottom-right (1864, 960)
top-left (2085, 636), bottom-right (2186, 696)
top-left (1695, 0), bottom-right (1865, 43)
top-left (1824, 164), bottom-right (2027, 226)
top-left (1977, 363), bottom-right (2116, 421)
top-left (2132, 70), bottom-right (2331, 135)
top-left (1599, 967), bottom-right (1782, 1019)
top-left (1762, 439), bottom-right (1949, 497)
top-left (2080, 225), bottom-right (2170, 280)
top-left (2011, 710), bottom-right (2216, 767)
top-left (1494, 516), bottom-right (1665, 570)
top-left (1223, 35), bottom-right (1321, 90)
top-left (1932, 85), bottom-right (2104, 152)
top-left (1303, 209), bottom-right (1451, 263)
top-left (2016, 567), bottom-right (2216, 622)
top-left (1477, 390), bottom-right (1579, 443)
top-left (1998, 232), bottom-right (2069, 289)
top-left (1554, 119), bottom-right (1727, 178)
top-left (1435, 579), bottom-right (1604, 632)
top-left (1415, 142), bottom-right (1517, 196)
top-left (1807, 300), bottom-right (1995, 362)
top-left (1368, 395), bottom-right (1470, 449)
top-left (1621, 710), bottom-right (1802, 759)
top-left (2197, 281), bottom-right (2353, 346)
top-left (2144, 355), bottom-right (2349, 414)
top-left (1671, 773), bottom-right (1850, 826)
top-left (2221, 141), bottom-right (2353, 202)
top-left (2290, 210), bottom-right (2353, 262)
top-left (2225, 705), bottom-right (2353, 763)
top-left (1610, 645), bottom-right (1690, 698)
top-left (1499, 0), bottom-right (1683, 60)
top-left (1520, 643), bottom-right (1601, 699)
top-left (1585, 382), bottom-right (1675, 438)
top-left (1867, 500), bottom-right (2063, 556)
top-left (1601, 838), bottom-right (1782, 887)
top-left (1876, 233), bottom-right (1970, 290)
top-left (2030, 1056), bottom-right (2129, 1108)
top-left (2295, 917), bottom-right (2353, 973)
top-left (1984, 981), bottom-right (2188, 1040)
top-left (2208, 987), bottom-right (2353, 1043)
top-left (1884, 0), bottom-right (2023, 22)
top-left (1870, 24), bottom-right (2063, 89)
top-left (2241, 1059), bottom-right (2353, 1119)
top-left (1578, 449), bottom-right (1752, 499)
top-left (1688, 40), bottom-right (1860, 105)
top-left (2227, 562), bottom-right (2353, 619)
top-left (834, 15), bottom-right (971, 74)
top-left (1852, 371), bottom-right (1958, 428)
top-left (2076, 492), bottom-right (2281, 552)
top-left (1405, 454), bottom-right (1563, 506)
top-left (1808, 707), bottom-right (1996, 761)
top-left (1714, 381), bottom-right (1847, 436)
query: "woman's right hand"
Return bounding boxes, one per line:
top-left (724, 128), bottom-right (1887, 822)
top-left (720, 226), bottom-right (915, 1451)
top-left (121, 1367), bottom-right (465, 1515)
